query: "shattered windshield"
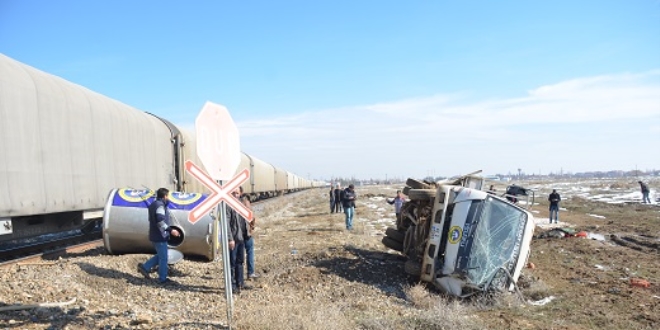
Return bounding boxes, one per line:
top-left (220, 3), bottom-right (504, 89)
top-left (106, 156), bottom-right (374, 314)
top-left (464, 197), bottom-right (528, 287)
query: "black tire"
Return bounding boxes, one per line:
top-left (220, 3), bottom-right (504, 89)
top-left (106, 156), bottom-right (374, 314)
top-left (406, 178), bottom-right (430, 189)
top-left (408, 189), bottom-right (436, 201)
top-left (404, 260), bottom-right (422, 276)
top-left (382, 236), bottom-right (403, 251)
top-left (403, 226), bottom-right (415, 254)
top-left (385, 226), bottom-right (405, 243)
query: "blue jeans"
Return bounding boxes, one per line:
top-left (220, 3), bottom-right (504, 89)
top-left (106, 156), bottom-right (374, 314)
top-left (344, 206), bottom-right (354, 230)
top-left (549, 205), bottom-right (559, 223)
top-left (144, 241), bottom-right (169, 282)
top-left (330, 200), bottom-right (335, 213)
top-left (230, 241), bottom-right (245, 288)
top-left (642, 192), bottom-right (651, 203)
top-left (244, 236), bottom-right (255, 275)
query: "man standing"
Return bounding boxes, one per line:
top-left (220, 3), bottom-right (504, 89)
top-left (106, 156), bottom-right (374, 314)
top-left (228, 189), bottom-right (251, 293)
top-left (548, 189), bottom-right (561, 224)
top-left (329, 186), bottom-right (335, 213)
top-left (239, 187), bottom-right (259, 280)
top-left (138, 188), bottom-right (180, 284)
top-left (387, 190), bottom-right (406, 229)
top-left (342, 184), bottom-right (357, 230)
top-left (639, 181), bottom-right (651, 204)
top-left (334, 184), bottom-right (343, 213)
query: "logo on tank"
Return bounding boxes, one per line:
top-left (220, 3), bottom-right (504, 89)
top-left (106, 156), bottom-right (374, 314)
top-left (169, 192), bottom-right (203, 205)
top-left (448, 225), bottom-right (463, 244)
top-left (118, 188), bottom-right (154, 202)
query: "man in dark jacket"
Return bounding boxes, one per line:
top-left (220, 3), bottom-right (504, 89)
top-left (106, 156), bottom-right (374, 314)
top-left (342, 184), bottom-right (357, 230)
top-left (639, 181), bottom-right (651, 204)
top-left (228, 189), bottom-right (251, 293)
top-left (334, 184), bottom-right (343, 213)
top-left (138, 188), bottom-right (180, 284)
top-left (329, 186), bottom-right (335, 213)
top-left (548, 189), bottom-right (561, 224)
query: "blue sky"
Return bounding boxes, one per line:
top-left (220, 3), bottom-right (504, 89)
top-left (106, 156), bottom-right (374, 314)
top-left (1, 1), bottom-right (659, 180)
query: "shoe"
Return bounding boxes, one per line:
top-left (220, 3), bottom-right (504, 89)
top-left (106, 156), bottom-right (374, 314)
top-left (137, 263), bottom-right (151, 279)
top-left (158, 279), bottom-right (177, 285)
top-left (232, 286), bottom-right (241, 294)
top-left (248, 273), bottom-right (260, 279)
top-left (240, 284), bottom-right (253, 290)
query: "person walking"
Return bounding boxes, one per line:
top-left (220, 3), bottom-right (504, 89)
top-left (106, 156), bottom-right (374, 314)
top-left (342, 184), bottom-right (357, 230)
top-left (548, 189), bottom-right (561, 224)
top-left (639, 181), bottom-right (651, 204)
top-left (228, 189), bottom-right (251, 293)
top-left (239, 187), bottom-right (259, 280)
top-left (138, 188), bottom-right (180, 284)
top-left (333, 184), bottom-right (343, 213)
top-left (329, 186), bottom-right (335, 213)
top-left (387, 190), bottom-right (406, 229)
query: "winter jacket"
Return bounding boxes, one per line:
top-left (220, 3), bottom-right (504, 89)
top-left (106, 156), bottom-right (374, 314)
top-left (342, 188), bottom-right (356, 208)
top-left (548, 192), bottom-right (561, 207)
top-left (148, 199), bottom-right (172, 242)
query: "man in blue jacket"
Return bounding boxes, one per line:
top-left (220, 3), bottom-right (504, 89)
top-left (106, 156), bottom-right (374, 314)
top-left (138, 188), bottom-right (180, 284)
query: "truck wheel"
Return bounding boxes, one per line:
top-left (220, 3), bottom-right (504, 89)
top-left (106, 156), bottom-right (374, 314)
top-left (385, 226), bottom-right (405, 243)
top-left (406, 178), bottom-right (431, 189)
top-left (408, 189), bottom-right (436, 201)
top-left (382, 236), bottom-right (403, 252)
top-left (404, 260), bottom-right (422, 276)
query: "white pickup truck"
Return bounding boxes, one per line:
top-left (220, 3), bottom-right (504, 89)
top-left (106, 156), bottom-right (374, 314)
top-left (382, 173), bottom-right (535, 297)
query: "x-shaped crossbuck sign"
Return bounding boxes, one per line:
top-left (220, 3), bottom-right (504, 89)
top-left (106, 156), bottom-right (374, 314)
top-left (184, 160), bottom-right (253, 224)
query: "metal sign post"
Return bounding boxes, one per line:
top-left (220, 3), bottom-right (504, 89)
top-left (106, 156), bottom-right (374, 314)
top-left (192, 102), bottom-right (243, 328)
top-left (218, 193), bottom-right (233, 325)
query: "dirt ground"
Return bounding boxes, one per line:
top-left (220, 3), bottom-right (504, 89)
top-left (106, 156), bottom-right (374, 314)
top-left (245, 182), bottom-right (659, 330)
top-left (1, 181), bottom-right (657, 329)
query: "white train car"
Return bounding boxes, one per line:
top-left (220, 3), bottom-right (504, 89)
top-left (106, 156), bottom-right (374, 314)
top-left (0, 53), bottom-right (317, 247)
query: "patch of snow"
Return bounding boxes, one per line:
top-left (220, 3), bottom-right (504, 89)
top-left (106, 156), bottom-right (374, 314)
top-left (528, 296), bottom-right (556, 306)
top-left (586, 213), bottom-right (606, 219)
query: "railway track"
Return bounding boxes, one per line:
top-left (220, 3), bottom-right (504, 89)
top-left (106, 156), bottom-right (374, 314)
top-left (0, 232), bottom-right (103, 268)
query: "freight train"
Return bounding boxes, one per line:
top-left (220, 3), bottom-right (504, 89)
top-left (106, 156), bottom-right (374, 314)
top-left (0, 53), bottom-right (321, 248)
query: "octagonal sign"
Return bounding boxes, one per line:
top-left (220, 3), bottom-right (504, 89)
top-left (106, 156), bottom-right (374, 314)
top-left (195, 102), bottom-right (241, 181)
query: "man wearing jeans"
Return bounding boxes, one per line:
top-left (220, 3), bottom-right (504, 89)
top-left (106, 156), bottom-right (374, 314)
top-left (548, 189), bottom-right (561, 224)
top-left (239, 187), bottom-right (259, 279)
top-left (639, 181), bottom-right (651, 204)
top-left (138, 188), bottom-right (180, 284)
top-left (342, 184), bottom-right (357, 230)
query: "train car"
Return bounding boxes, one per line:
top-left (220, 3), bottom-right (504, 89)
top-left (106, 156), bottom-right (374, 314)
top-left (0, 53), bottom-right (316, 248)
top-left (0, 54), bottom-right (177, 243)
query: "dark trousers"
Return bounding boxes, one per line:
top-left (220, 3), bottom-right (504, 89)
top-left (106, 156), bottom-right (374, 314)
top-left (335, 200), bottom-right (343, 213)
top-left (230, 241), bottom-right (245, 288)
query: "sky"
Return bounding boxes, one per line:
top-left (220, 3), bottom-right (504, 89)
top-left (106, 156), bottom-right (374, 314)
top-left (1, 1), bottom-right (659, 181)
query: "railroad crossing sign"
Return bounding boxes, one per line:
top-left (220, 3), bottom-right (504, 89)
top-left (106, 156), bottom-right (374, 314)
top-left (184, 160), bottom-right (253, 224)
top-left (195, 101), bottom-right (241, 181)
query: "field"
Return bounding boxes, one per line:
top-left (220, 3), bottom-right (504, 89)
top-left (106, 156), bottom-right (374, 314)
top-left (0, 178), bottom-right (658, 329)
top-left (238, 178), bottom-right (659, 330)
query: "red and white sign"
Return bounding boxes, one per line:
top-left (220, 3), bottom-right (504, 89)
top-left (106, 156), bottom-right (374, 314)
top-left (185, 160), bottom-right (253, 224)
top-left (195, 102), bottom-right (241, 181)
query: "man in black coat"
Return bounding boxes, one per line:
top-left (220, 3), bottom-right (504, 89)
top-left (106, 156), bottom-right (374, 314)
top-left (639, 181), bottom-right (651, 204)
top-left (138, 188), bottom-right (180, 284)
top-left (548, 189), bottom-right (561, 224)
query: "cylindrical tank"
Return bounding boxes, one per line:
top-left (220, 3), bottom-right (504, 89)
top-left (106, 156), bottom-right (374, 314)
top-left (103, 188), bottom-right (218, 261)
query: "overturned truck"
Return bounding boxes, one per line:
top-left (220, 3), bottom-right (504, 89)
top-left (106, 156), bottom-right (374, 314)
top-left (382, 173), bottom-right (535, 297)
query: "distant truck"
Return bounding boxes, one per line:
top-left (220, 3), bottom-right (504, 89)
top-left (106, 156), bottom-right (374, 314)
top-left (382, 172), bottom-right (535, 297)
